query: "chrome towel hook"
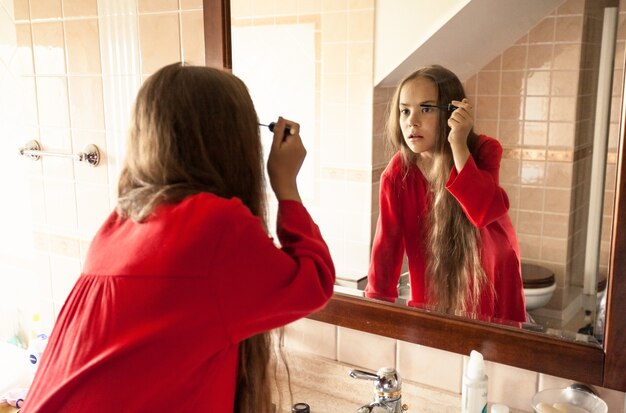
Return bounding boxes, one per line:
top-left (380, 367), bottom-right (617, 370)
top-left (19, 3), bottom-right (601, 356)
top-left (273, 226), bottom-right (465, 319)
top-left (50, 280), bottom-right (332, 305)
top-left (19, 140), bottom-right (101, 167)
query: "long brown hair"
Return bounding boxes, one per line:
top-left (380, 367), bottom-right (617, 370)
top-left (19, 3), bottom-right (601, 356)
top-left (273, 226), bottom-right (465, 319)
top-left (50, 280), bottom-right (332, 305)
top-left (386, 64), bottom-right (487, 316)
top-left (117, 62), bottom-right (273, 412)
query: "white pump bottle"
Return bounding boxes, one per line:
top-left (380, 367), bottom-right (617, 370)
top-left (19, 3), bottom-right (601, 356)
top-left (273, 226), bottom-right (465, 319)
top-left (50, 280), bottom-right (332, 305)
top-left (462, 350), bottom-right (488, 413)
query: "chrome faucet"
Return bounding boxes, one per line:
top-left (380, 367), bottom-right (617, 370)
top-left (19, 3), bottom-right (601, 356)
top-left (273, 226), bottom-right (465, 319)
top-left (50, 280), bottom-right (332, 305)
top-left (350, 367), bottom-right (408, 412)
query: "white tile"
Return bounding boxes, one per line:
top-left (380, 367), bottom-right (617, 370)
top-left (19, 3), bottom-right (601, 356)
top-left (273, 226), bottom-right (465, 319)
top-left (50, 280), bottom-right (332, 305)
top-left (482, 359), bottom-right (538, 411)
top-left (284, 318), bottom-right (337, 360)
top-left (337, 326), bottom-right (395, 372)
top-left (397, 341), bottom-right (463, 394)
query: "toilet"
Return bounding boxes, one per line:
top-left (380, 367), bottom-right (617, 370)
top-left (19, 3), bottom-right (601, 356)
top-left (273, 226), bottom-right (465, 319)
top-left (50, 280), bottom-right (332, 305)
top-left (522, 262), bottom-right (556, 311)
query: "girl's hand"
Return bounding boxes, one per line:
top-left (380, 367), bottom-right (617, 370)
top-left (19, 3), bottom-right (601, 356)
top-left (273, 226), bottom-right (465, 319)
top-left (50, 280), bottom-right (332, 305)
top-left (447, 98), bottom-right (474, 148)
top-left (267, 116), bottom-right (306, 202)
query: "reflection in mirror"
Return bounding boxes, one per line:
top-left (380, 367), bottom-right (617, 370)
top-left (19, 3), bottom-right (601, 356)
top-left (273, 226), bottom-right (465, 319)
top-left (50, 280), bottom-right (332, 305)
top-left (229, 0), bottom-right (623, 346)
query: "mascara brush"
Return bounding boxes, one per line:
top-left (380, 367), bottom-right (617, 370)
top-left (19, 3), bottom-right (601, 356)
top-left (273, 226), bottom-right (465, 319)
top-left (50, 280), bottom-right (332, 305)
top-left (259, 122), bottom-right (296, 138)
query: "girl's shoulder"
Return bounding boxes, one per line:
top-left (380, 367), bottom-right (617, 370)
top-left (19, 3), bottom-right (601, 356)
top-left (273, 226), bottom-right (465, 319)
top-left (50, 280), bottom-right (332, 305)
top-left (474, 134), bottom-right (503, 160)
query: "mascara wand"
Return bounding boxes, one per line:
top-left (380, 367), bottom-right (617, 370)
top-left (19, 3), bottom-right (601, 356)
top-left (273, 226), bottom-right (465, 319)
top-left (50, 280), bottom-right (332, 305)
top-left (259, 122), bottom-right (296, 138)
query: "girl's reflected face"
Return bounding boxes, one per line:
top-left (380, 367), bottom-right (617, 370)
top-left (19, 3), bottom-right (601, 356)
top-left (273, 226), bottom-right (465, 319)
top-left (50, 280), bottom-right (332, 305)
top-left (399, 77), bottom-right (440, 158)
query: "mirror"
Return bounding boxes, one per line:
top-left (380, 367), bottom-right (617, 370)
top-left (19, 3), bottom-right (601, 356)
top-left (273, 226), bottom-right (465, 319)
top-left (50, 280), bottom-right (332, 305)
top-left (210, 0), bottom-right (626, 393)
top-left (225, 0), bottom-right (621, 345)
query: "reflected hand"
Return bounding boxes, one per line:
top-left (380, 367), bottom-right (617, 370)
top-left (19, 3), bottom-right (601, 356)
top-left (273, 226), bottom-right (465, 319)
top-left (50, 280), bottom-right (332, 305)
top-left (447, 98), bottom-right (474, 148)
top-left (267, 116), bottom-right (305, 202)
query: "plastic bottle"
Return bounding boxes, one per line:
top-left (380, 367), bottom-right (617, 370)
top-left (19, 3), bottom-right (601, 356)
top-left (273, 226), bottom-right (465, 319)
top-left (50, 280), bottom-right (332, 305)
top-left (462, 350), bottom-right (488, 413)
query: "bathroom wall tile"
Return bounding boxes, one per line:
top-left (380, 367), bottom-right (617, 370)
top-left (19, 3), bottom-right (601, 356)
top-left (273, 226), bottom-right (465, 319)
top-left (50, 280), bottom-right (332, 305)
top-left (397, 341), bottom-right (463, 394)
top-left (524, 96), bottom-right (549, 121)
top-left (138, 13), bottom-right (181, 75)
top-left (542, 213), bottom-right (569, 238)
top-left (65, 19), bottom-right (101, 74)
top-left (553, 44), bottom-right (581, 70)
top-left (321, 12), bottom-right (347, 42)
top-left (540, 237), bottom-right (568, 263)
top-left (284, 318), bottom-right (337, 360)
top-left (298, 0), bottom-right (322, 15)
top-left (525, 70), bottom-right (551, 96)
top-left (349, 0), bottom-right (373, 10)
top-left (337, 327), bottom-right (395, 372)
top-left (137, 0), bottom-right (179, 13)
top-left (49, 254), bottom-right (81, 314)
top-left (477, 70), bottom-right (501, 95)
top-left (181, 10), bottom-right (205, 66)
top-left (343, 240), bottom-right (371, 275)
top-left (549, 96), bottom-right (576, 122)
top-left (499, 96), bottom-right (524, 121)
top-left (347, 42), bottom-right (373, 76)
top-left (545, 162), bottom-right (573, 188)
top-left (68, 76), bottom-right (105, 130)
top-left (347, 9), bottom-right (373, 42)
top-left (482, 54), bottom-right (501, 71)
top-left (15, 23), bottom-right (34, 75)
top-left (322, 43), bottom-right (347, 75)
top-left (36, 76), bottom-right (70, 128)
top-left (498, 120), bottom-right (522, 146)
top-left (181, 0), bottom-right (203, 10)
top-left (500, 158), bottom-right (520, 185)
top-left (501, 70), bottom-right (525, 95)
top-left (551, 70), bottom-right (579, 96)
top-left (43, 179), bottom-right (78, 231)
top-left (548, 121), bottom-right (575, 148)
top-left (483, 360), bottom-right (537, 410)
top-left (322, 0), bottom-right (347, 12)
top-left (63, 0), bottom-right (97, 18)
top-left (527, 44), bottom-right (553, 70)
top-left (523, 121), bottom-right (548, 146)
top-left (544, 188), bottom-right (571, 214)
top-left (75, 182), bottom-right (110, 239)
top-left (476, 119), bottom-right (497, 139)
top-left (475, 95), bottom-right (499, 119)
top-left (529, 16), bottom-right (555, 44)
top-left (521, 161), bottom-right (546, 185)
top-left (14, 0), bottom-right (29, 21)
top-left (557, 0), bottom-right (584, 15)
top-left (502, 45), bottom-right (527, 70)
top-left (31, 21), bottom-right (66, 75)
top-left (517, 211), bottom-right (543, 235)
top-left (519, 187), bottom-right (544, 211)
top-left (30, 0), bottom-right (62, 20)
top-left (555, 15), bottom-right (583, 43)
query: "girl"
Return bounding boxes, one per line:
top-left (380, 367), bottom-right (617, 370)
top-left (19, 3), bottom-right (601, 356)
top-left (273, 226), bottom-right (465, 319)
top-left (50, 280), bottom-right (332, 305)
top-left (22, 63), bottom-right (335, 412)
top-left (365, 65), bottom-right (525, 323)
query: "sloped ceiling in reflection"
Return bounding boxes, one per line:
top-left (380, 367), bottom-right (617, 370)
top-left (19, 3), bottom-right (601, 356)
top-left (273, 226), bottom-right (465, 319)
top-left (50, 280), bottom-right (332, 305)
top-left (374, 0), bottom-right (565, 86)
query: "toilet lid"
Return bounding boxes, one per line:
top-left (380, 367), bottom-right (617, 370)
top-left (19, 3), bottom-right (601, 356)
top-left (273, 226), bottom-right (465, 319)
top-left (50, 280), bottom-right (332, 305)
top-left (521, 263), bottom-right (555, 289)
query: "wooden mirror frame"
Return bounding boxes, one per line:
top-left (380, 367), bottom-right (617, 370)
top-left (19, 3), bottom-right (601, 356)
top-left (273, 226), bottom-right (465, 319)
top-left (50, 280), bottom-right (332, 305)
top-left (203, 0), bottom-right (626, 392)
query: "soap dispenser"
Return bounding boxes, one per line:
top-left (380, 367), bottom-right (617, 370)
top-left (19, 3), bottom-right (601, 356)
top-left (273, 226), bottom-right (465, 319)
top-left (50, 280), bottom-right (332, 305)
top-left (462, 350), bottom-right (488, 413)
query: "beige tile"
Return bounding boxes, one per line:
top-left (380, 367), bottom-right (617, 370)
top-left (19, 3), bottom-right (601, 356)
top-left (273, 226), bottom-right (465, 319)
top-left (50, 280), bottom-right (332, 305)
top-left (337, 327), bottom-right (395, 372)
top-left (557, 0), bottom-right (584, 15)
top-left (501, 70), bottom-right (525, 96)
top-left (68, 76), bottom-right (105, 129)
top-left (321, 12), bottom-right (347, 42)
top-left (298, 0), bottom-right (322, 14)
top-left (31, 21), bottom-right (66, 75)
top-left (476, 119), bottom-right (497, 139)
top-left (540, 237), bottom-right (568, 263)
top-left (349, 0), bottom-right (373, 9)
top-left (519, 187), bottom-right (544, 211)
top-left (524, 96), bottom-right (549, 121)
top-left (347, 9), bottom-right (373, 42)
top-left (49, 254), bottom-right (81, 312)
top-left (525, 70), bottom-right (550, 96)
top-left (502, 45), bottom-right (527, 70)
top-left (36, 76), bottom-right (70, 128)
top-left (15, 23), bottom-right (34, 75)
top-left (517, 210), bottom-right (543, 235)
top-left (180, 0), bottom-right (203, 10)
top-left (555, 15), bottom-right (583, 43)
top-left (545, 162), bottom-right (572, 188)
top-left (397, 341), bottom-right (463, 394)
top-left (548, 122), bottom-right (575, 148)
top-left (347, 74), bottom-right (373, 106)
top-left (14, 0), bottom-right (30, 20)
top-left (75, 183), bottom-right (112, 240)
top-left (544, 188), bottom-right (571, 214)
top-left (551, 70), bottom-right (579, 96)
top-left (477, 70), bottom-right (501, 95)
top-left (527, 44), bottom-right (553, 70)
top-left (499, 96), bottom-right (523, 120)
top-left (347, 42), bottom-right (373, 76)
top-left (475, 96), bottom-right (499, 120)
top-left (529, 16), bottom-right (555, 44)
top-left (17, 77), bottom-right (39, 130)
top-left (553, 44), bottom-right (581, 70)
top-left (138, 13), bottom-right (181, 75)
top-left (63, 0), bottom-right (97, 17)
top-left (181, 10), bottom-right (205, 65)
top-left (523, 121), bottom-right (548, 146)
top-left (521, 160), bottom-right (546, 185)
top-left (138, 0), bottom-right (179, 13)
top-left (30, 0), bottom-right (62, 20)
top-left (542, 213), bottom-right (569, 238)
top-left (65, 19), bottom-right (101, 74)
top-left (482, 55), bottom-right (501, 71)
top-left (43, 178), bottom-right (78, 230)
top-left (322, 0), bottom-right (347, 12)
top-left (500, 158), bottom-right (520, 185)
top-left (549, 96), bottom-right (576, 122)
top-left (483, 360), bottom-right (537, 410)
top-left (322, 43), bottom-right (347, 75)
top-left (498, 120), bottom-right (522, 146)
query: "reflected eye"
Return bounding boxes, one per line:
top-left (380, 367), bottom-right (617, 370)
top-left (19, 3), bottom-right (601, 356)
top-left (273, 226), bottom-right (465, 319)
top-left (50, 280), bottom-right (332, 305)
top-left (400, 108), bottom-right (410, 116)
top-left (420, 105), bottom-right (436, 113)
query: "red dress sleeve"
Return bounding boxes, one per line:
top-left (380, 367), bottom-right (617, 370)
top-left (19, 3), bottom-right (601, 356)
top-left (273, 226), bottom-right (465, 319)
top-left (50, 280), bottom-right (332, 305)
top-left (212, 200), bottom-right (336, 343)
top-left (446, 137), bottom-right (510, 228)
top-left (365, 168), bottom-right (404, 302)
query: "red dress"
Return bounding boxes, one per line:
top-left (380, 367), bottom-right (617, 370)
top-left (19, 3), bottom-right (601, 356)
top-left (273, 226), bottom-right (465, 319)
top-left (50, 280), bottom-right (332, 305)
top-left (365, 135), bottom-right (525, 322)
top-left (22, 194), bottom-right (335, 412)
